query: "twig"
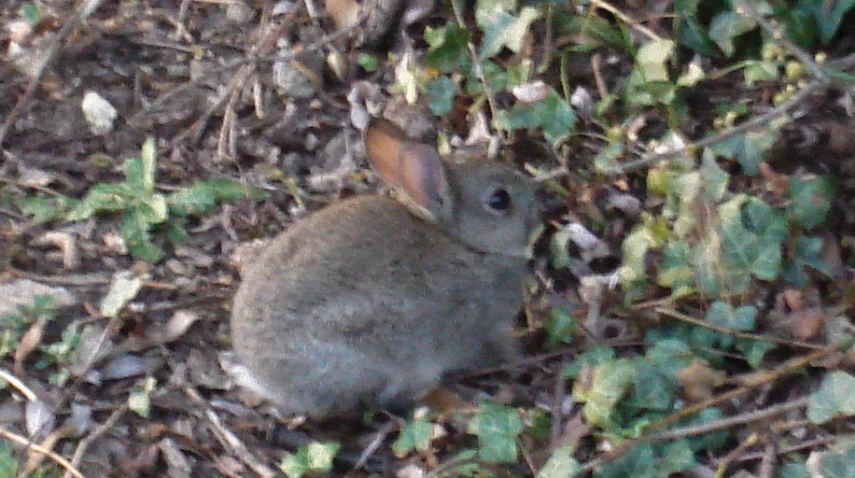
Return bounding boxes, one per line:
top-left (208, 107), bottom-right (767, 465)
top-left (128, 21), bottom-right (360, 129)
top-left (0, 426), bottom-right (87, 478)
top-left (579, 346), bottom-right (838, 473)
top-left (643, 397), bottom-right (809, 443)
top-left (183, 387), bottom-right (276, 478)
top-left (655, 306), bottom-right (830, 350)
top-left (354, 420), bottom-right (398, 469)
top-left (64, 405), bottom-right (128, 478)
top-left (449, 0), bottom-right (500, 130)
top-left (425, 454), bottom-right (480, 478)
top-left (0, 368), bottom-right (37, 401)
top-left (733, 0), bottom-right (829, 83)
top-left (590, 0), bottom-right (662, 42)
top-left (0, 0), bottom-right (107, 148)
top-left (610, 80), bottom-right (827, 174)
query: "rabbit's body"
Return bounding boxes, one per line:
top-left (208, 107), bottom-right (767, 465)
top-left (231, 119), bottom-right (540, 418)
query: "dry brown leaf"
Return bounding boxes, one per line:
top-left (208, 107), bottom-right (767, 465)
top-left (14, 317), bottom-right (47, 375)
top-left (676, 360), bottom-right (726, 401)
top-left (31, 231), bottom-right (80, 269)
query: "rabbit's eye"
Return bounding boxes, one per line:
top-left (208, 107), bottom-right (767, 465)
top-left (487, 188), bottom-right (512, 212)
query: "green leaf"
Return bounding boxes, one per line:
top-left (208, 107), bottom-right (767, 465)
top-left (658, 239), bottom-right (695, 297)
top-left (775, 462), bottom-right (809, 478)
top-left (744, 60), bottom-right (780, 86)
top-left (164, 220), bottom-right (189, 246)
top-left (711, 129), bottom-right (776, 175)
top-left (279, 441), bottom-right (339, 478)
top-left (783, 6), bottom-right (818, 49)
top-left (392, 419), bottom-right (434, 455)
top-left (807, 371), bottom-right (855, 424)
top-left (425, 24), bottom-right (470, 72)
top-left (708, 10), bottom-right (756, 56)
top-left (545, 307), bottom-right (579, 345)
top-left (595, 440), bottom-right (698, 478)
top-left (674, 0), bottom-right (718, 55)
top-left (705, 301), bottom-right (756, 331)
top-left (67, 183), bottom-right (132, 220)
top-left (783, 235), bottom-right (828, 286)
top-left (476, 0), bottom-right (540, 59)
top-left (499, 89), bottom-right (575, 143)
top-left (0, 439), bottom-right (17, 478)
top-left (699, 152), bottom-right (729, 202)
top-left (561, 346), bottom-right (616, 378)
top-left (139, 194), bottom-right (169, 224)
top-left (645, 339), bottom-right (694, 377)
top-left (820, 447), bottom-right (855, 478)
top-left (425, 77), bottom-right (458, 116)
top-left (537, 445), bottom-right (580, 477)
top-left (467, 403), bottom-right (523, 463)
top-left (123, 157), bottom-right (145, 196)
top-left (809, 0), bottom-right (855, 43)
top-left (575, 359), bottom-right (635, 428)
top-left (121, 210), bottom-right (164, 262)
top-left (626, 359), bottom-right (675, 411)
top-left (128, 377), bottom-right (156, 418)
top-left (636, 39), bottom-right (674, 82)
top-left (736, 338), bottom-right (776, 368)
top-left (357, 53), bottom-right (380, 72)
top-left (167, 185), bottom-right (217, 217)
top-left (17, 196), bottom-right (79, 223)
top-left (788, 175), bottom-right (835, 229)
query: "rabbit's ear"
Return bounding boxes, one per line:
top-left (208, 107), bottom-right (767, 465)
top-left (365, 119), bottom-right (450, 219)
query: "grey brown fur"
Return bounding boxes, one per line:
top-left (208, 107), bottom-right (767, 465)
top-left (230, 119), bottom-right (541, 418)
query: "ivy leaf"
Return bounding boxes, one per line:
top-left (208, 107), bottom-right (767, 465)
top-left (807, 0), bottom-right (855, 43)
top-left (788, 175), bottom-right (836, 229)
top-left (425, 24), bottom-right (470, 72)
top-left (705, 301), bottom-right (757, 331)
top-left (467, 403), bottom-right (523, 463)
top-left (708, 10), bottom-right (756, 56)
top-left (499, 89), bottom-right (576, 143)
top-left (575, 359), bottom-right (635, 428)
top-left (392, 419), bottom-right (434, 455)
top-left (710, 129), bottom-right (776, 175)
top-left (537, 446), bottom-right (580, 478)
top-left (476, 0), bottom-right (540, 59)
top-left (279, 442), bottom-right (340, 478)
top-left (425, 76), bottom-right (458, 116)
top-left (783, 235), bottom-right (828, 286)
top-left (807, 371), bottom-right (855, 424)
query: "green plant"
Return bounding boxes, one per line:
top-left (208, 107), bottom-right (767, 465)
top-left (0, 295), bottom-right (80, 387)
top-left (279, 441), bottom-right (340, 478)
top-left (66, 137), bottom-right (266, 262)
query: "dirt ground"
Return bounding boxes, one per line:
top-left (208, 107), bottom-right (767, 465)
top-left (2, 0), bottom-right (855, 477)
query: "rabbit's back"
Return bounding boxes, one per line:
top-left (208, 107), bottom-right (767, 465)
top-left (231, 195), bottom-right (527, 416)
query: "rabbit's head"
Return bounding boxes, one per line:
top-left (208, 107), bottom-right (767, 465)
top-left (365, 119), bottom-right (541, 258)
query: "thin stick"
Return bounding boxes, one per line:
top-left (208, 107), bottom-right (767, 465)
top-left (0, 426), bottom-right (87, 478)
top-left (0, 0), bottom-right (107, 148)
top-left (0, 368), bottom-right (37, 401)
top-left (65, 405), bottom-right (128, 478)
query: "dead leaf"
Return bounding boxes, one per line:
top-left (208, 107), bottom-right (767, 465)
top-left (676, 360), bottom-right (726, 401)
top-left (14, 317), bottom-right (47, 375)
top-left (31, 231), bottom-right (79, 269)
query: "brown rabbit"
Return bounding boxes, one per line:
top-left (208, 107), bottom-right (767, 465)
top-left (230, 119), bottom-right (541, 418)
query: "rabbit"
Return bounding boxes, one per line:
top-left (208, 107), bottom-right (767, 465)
top-left (230, 118), bottom-right (542, 418)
